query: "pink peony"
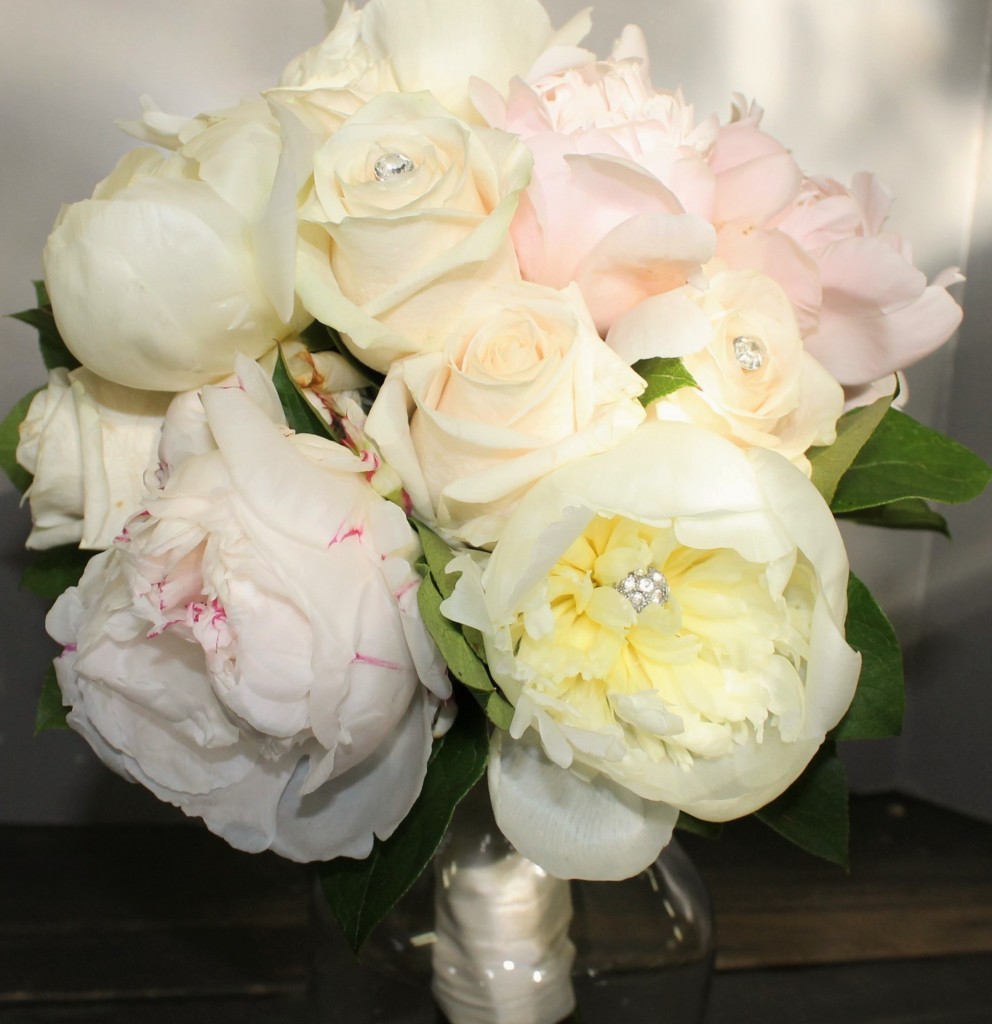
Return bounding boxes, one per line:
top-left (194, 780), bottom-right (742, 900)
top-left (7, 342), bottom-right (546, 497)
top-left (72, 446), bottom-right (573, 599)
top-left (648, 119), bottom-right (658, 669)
top-left (709, 101), bottom-right (962, 390)
top-left (482, 25), bottom-right (716, 332)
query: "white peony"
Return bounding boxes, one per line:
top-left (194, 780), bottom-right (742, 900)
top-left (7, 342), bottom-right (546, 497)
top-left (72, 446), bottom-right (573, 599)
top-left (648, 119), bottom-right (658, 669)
top-left (278, 0), bottom-right (592, 126)
top-left (16, 367), bottom-right (172, 550)
top-left (43, 101), bottom-right (310, 393)
top-left (46, 358), bottom-right (449, 861)
top-left (442, 421), bottom-right (861, 879)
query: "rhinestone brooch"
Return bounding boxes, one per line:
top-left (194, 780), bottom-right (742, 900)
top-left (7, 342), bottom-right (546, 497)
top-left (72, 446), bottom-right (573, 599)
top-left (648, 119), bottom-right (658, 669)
top-left (614, 568), bottom-right (670, 612)
top-left (732, 334), bottom-right (765, 372)
top-left (373, 151), bottom-right (415, 181)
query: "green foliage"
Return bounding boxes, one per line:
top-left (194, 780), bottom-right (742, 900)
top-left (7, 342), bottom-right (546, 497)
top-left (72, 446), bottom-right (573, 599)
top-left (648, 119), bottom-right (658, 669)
top-left (21, 545), bottom-right (93, 600)
top-left (837, 498), bottom-right (949, 537)
top-left (831, 408), bottom-right (992, 513)
top-left (317, 692), bottom-right (489, 953)
top-left (413, 520), bottom-right (514, 730)
top-left (0, 388), bottom-right (41, 493)
top-left (756, 743), bottom-right (849, 868)
top-left (631, 357), bottom-right (698, 407)
top-left (10, 281), bottom-right (80, 372)
top-left (272, 345), bottom-right (336, 441)
top-left (834, 574), bottom-right (904, 740)
top-left (808, 394), bottom-right (891, 504)
top-left (35, 664), bottom-right (70, 735)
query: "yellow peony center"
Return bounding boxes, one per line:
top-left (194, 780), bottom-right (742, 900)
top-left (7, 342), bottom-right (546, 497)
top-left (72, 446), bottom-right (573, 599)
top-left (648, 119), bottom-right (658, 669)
top-left (514, 514), bottom-right (811, 766)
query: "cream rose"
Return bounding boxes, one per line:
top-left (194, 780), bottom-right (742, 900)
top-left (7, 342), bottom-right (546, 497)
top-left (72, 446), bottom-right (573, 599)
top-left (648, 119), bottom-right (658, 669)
top-left (43, 100), bottom-right (310, 392)
top-left (442, 422), bottom-right (860, 879)
top-left (365, 282), bottom-right (645, 546)
top-left (296, 92), bottom-right (532, 373)
top-left (608, 267), bottom-right (844, 471)
top-left (16, 367), bottom-right (173, 550)
top-left (46, 357), bottom-right (449, 862)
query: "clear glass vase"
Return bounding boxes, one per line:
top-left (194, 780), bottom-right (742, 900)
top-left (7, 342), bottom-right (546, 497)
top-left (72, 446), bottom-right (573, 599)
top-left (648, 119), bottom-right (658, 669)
top-left (309, 786), bottom-right (715, 1024)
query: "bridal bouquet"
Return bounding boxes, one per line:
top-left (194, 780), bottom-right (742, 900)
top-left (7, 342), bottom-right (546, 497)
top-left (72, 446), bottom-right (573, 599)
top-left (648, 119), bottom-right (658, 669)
top-left (5, 0), bottom-right (989, 951)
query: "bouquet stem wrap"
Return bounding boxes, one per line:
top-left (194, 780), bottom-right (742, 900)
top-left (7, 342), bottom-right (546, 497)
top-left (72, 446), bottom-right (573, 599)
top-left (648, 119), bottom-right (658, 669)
top-left (431, 792), bottom-right (576, 1024)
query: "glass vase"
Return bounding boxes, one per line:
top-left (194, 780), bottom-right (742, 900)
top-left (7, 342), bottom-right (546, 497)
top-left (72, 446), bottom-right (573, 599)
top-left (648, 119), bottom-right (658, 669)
top-left (309, 786), bottom-right (715, 1024)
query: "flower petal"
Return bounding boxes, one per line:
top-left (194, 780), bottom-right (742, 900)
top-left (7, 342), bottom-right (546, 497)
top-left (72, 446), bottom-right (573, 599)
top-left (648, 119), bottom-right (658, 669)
top-left (488, 730), bottom-right (677, 880)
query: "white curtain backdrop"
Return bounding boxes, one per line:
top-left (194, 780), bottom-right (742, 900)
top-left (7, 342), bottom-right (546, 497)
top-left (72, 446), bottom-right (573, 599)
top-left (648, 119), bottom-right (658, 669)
top-left (1, 0), bottom-right (990, 823)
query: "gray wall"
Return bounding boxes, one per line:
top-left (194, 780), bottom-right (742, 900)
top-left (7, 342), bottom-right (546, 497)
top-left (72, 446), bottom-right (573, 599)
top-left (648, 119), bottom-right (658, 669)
top-left (1, 0), bottom-right (990, 824)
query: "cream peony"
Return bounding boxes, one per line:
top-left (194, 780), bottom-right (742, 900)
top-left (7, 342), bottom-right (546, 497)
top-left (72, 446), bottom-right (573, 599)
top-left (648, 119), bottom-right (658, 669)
top-left (43, 101), bottom-right (310, 393)
top-left (278, 0), bottom-right (592, 126)
top-left (608, 267), bottom-right (844, 471)
top-left (46, 358), bottom-right (449, 861)
top-left (16, 367), bottom-right (172, 550)
top-left (296, 92), bottom-right (532, 372)
top-left (442, 422), bottom-right (861, 879)
top-left (365, 282), bottom-right (646, 546)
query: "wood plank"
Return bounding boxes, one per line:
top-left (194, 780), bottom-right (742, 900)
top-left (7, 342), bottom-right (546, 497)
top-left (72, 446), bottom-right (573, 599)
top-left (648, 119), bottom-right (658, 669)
top-left (1, 793), bottom-right (990, 1012)
top-left (682, 795), bottom-right (992, 968)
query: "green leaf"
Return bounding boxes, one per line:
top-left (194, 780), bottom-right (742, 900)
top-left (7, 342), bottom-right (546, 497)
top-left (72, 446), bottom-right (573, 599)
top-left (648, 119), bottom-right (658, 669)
top-left (755, 743), bottom-right (849, 868)
top-left (21, 545), bottom-right (93, 600)
top-left (272, 345), bottom-right (336, 441)
top-left (838, 498), bottom-right (949, 537)
top-left (808, 394), bottom-right (891, 504)
top-left (416, 574), bottom-right (514, 729)
top-left (631, 357), bottom-right (698, 407)
top-left (35, 664), bottom-right (70, 735)
top-left (831, 409), bottom-right (992, 514)
top-left (676, 811), bottom-right (723, 840)
top-left (833, 574), bottom-right (904, 741)
top-left (11, 283), bottom-right (80, 372)
top-left (0, 388), bottom-right (41, 493)
top-left (410, 524), bottom-right (515, 729)
top-left (318, 692), bottom-right (489, 953)
top-left (412, 520), bottom-right (458, 599)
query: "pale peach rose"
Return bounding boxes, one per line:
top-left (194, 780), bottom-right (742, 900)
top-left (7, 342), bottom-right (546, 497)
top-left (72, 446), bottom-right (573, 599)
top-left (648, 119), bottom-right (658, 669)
top-left (296, 92), bottom-right (532, 374)
top-left (365, 282), bottom-right (645, 546)
top-left (608, 267), bottom-right (844, 472)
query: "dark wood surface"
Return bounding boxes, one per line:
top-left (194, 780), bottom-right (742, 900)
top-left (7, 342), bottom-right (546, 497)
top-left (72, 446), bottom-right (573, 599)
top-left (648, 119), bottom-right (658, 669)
top-left (1, 794), bottom-right (990, 1022)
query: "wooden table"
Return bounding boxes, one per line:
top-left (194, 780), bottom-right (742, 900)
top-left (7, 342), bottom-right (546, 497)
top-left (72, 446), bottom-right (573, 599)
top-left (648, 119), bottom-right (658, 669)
top-left (1, 794), bottom-right (989, 1022)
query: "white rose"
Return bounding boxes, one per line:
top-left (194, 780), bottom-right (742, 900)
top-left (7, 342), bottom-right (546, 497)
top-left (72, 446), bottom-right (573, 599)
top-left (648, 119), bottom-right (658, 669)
top-left (46, 357), bottom-right (449, 862)
top-left (366, 282), bottom-right (645, 546)
top-left (296, 92), bottom-right (532, 373)
top-left (44, 100), bottom-right (310, 393)
top-left (609, 268), bottom-right (844, 472)
top-left (15, 367), bottom-right (172, 550)
top-left (442, 421), bottom-right (860, 880)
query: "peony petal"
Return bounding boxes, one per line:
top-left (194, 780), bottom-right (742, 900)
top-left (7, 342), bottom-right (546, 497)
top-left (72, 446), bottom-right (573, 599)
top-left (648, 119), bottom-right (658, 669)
top-left (574, 212), bottom-right (716, 331)
top-left (273, 689), bottom-right (436, 861)
top-left (488, 730), bottom-right (678, 880)
top-left (361, 0), bottom-right (560, 122)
